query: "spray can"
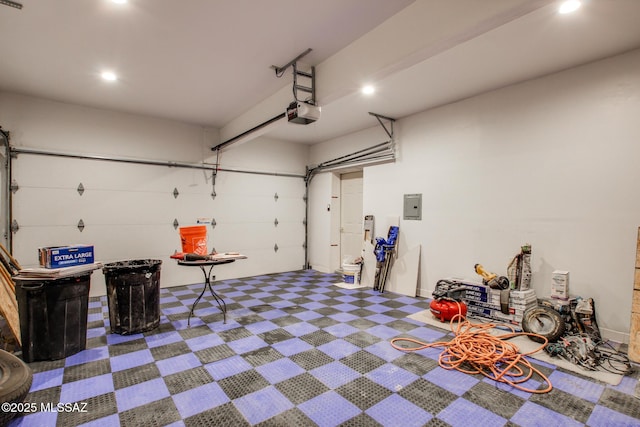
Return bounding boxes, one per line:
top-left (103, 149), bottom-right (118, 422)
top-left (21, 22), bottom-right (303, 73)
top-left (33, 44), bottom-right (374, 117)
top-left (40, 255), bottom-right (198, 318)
top-left (518, 244), bottom-right (532, 290)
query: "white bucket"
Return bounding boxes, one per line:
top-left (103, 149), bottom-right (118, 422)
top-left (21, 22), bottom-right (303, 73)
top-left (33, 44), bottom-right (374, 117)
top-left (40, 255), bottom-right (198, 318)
top-left (342, 263), bottom-right (360, 284)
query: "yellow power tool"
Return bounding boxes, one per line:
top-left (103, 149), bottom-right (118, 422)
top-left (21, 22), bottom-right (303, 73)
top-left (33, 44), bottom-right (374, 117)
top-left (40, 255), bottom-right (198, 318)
top-left (474, 264), bottom-right (510, 290)
top-left (474, 263), bottom-right (511, 314)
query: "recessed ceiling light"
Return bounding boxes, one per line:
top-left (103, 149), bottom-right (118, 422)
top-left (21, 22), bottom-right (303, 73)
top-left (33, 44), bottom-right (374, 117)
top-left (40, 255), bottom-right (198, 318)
top-left (362, 85), bottom-right (375, 95)
top-left (111, 0), bottom-right (127, 4)
top-left (558, 0), bottom-right (581, 14)
top-left (101, 71), bottom-right (118, 82)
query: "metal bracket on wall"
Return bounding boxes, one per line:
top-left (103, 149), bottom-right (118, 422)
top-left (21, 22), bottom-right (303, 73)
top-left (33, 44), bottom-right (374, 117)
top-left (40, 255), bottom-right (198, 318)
top-left (10, 220), bottom-right (18, 234)
top-left (173, 219), bottom-right (179, 229)
top-left (77, 219), bottom-right (85, 232)
top-left (274, 244), bottom-right (279, 253)
top-left (77, 183), bottom-right (85, 196)
top-left (210, 218), bottom-right (217, 229)
top-left (274, 218), bottom-right (279, 227)
top-left (173, 188), bottom-right (179, 199)
top-left (10, 179), bottom-right (18, 193)
top-left (274, 192), bottom-right (279, 202)
top-left (369, 112), bottom-right (396, 140)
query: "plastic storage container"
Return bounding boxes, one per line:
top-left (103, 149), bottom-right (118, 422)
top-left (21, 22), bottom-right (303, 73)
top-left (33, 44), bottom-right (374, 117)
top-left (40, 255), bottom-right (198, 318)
top-left (103, 259), bottom-right (162, 335)
top-left (342, 263), bottom-right (360, 284)
top-left (14, 273), bottom-right (92, 362)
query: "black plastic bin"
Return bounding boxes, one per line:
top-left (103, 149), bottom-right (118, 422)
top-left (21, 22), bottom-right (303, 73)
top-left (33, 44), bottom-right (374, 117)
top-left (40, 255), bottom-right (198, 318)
top-left (103, 259), bottom-right (162, 335)
top-left (14, 273), bottom-right (92, 363)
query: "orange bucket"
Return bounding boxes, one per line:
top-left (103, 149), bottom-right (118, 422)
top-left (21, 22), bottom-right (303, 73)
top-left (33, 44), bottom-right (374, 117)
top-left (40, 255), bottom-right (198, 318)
top-left (179, 226), bottom-right (208, 255)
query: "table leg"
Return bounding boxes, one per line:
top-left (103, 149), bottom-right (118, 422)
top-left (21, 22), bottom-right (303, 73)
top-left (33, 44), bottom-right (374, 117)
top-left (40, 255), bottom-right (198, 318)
top-left (188, 283), bottom-right (209, 327)
top-left (187, 264), bottom-right (227, 326)
top-left (205, 264), bottom-right (227, 324)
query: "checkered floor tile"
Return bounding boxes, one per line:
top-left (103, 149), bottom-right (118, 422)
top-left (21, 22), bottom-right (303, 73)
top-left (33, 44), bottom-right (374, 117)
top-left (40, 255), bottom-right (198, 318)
top-left (7, 270), bottom-right (640, 426)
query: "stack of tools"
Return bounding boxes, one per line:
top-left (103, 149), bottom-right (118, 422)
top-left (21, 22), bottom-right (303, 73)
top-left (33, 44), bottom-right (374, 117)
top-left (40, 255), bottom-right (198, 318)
top-left (373, 226), bottom-right (399, 292)
top-left (170, 251), bottom-right (246, 261)
top-left (0, 244), bottom-right (22, 346)
top-left (171, 252), bottom-right (218, 261)
top-left (454, 279), bottom-right (538, 324)
top-left (507, 244), bottom-right (532, 291)
top-left (474, 263), bottom-right (511, 314)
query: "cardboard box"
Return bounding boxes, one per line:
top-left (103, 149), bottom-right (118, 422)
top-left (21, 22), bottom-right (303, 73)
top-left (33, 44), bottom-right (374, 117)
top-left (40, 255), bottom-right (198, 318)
top-left (510, 289), bottom-right (537, 301)
top-left (551, 270), bottom-right (569, 300)
top-left (39, 245), bottom-right (94, 269)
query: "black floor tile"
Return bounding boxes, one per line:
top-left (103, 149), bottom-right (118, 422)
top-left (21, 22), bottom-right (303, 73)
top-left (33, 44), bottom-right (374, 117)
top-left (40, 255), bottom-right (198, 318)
top-left (10, 269), bottom-right (640, 427)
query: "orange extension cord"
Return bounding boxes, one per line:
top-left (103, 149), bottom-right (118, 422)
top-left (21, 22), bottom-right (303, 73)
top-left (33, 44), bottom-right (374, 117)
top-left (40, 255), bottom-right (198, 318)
top-left (391, 311), bottom-right (553, 394)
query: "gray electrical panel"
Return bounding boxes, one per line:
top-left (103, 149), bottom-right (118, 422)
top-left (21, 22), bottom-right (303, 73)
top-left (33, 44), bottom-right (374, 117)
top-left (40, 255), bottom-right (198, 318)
top-left (403, 194), bottom-right (422, 220)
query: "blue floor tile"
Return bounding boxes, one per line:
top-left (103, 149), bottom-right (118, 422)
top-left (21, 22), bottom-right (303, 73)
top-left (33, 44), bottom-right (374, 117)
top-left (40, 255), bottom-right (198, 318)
top-left (10, 270), bottom-right (640, 427)
top-left (366, 393), bottom-right (432, 427)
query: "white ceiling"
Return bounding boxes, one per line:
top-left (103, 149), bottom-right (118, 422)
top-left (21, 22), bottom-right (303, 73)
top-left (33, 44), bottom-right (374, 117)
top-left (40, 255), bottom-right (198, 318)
top-left (1, 0), bottom-right (640, 146)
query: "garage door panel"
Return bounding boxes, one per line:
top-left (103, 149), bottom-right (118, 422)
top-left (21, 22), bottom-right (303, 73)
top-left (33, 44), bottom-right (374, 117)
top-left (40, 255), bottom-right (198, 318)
top-left (10, 155), bottom-right (306, 282)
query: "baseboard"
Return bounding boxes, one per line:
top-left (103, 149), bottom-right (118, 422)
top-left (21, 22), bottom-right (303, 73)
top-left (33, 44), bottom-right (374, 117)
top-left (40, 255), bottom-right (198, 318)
top-left (600, 327), bottom-right (629, 344)
top-left (417, 287), bottom-right (431, 298)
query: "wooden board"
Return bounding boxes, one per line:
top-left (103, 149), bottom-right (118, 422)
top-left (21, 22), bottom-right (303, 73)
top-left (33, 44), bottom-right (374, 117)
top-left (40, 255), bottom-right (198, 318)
top-left (637, 228), bottom-right (640, 269)
top-left (633, 290), bottom-right (640, 314)
top-left (631, 227), bottom-right (640, 363)
top-left (0, 272), bottom-right (20, 345)
top-left (386, 244), bottom-right (421, 297)
top-left (630, 312), bottom-right (640, 363)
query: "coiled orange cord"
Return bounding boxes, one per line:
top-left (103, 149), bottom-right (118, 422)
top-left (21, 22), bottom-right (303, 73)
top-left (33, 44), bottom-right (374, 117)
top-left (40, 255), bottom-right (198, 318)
top-left (391, 312), bottom-right (553, 394)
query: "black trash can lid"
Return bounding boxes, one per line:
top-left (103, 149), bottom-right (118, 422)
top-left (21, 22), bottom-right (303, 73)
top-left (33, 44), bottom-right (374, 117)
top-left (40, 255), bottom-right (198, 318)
top-left (102, 259), bottom-right (162, 274)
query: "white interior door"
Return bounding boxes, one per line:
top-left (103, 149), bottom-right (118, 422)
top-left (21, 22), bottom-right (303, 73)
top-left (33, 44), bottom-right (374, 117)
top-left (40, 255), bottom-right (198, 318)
top-left (340, 171), bottom-right (363, 264)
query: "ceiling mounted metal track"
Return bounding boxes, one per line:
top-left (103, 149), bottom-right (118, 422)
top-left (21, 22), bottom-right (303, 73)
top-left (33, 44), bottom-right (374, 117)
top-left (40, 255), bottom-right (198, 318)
top-left (272, 48), bottom-right (312, 77)
top-left (10, 147), bottom-right (217, 172)
top-left (0, 0), bottom-right (22, 9)
top-left (213, 112), bottom-right (285, 151)
top-left (214, 48), bottom-right (315, 152)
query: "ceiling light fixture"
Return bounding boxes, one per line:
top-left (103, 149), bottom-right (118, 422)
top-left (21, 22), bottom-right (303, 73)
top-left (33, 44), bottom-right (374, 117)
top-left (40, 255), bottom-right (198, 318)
top-left (362, 85), bottom-right (375, 95)
top-left (558, 0), bottom-right (581, 14)
top-left (111, 0), bottom-right (127, 4)
top-left (101, 71), bottom-right (118, 82)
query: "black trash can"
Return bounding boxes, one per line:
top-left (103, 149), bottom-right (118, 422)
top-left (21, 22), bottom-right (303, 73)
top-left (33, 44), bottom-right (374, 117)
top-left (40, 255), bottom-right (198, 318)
top-left (103, 259), bottom-right (162, 335)
top-left (14, 273), bottom-right (92, 363)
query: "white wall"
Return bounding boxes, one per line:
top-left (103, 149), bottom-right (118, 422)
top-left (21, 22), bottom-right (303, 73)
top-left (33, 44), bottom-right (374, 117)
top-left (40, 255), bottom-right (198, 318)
top-left (309, 49), bottom-right (640, 342)
top-left (0, 93), bottom-right (308, 296)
